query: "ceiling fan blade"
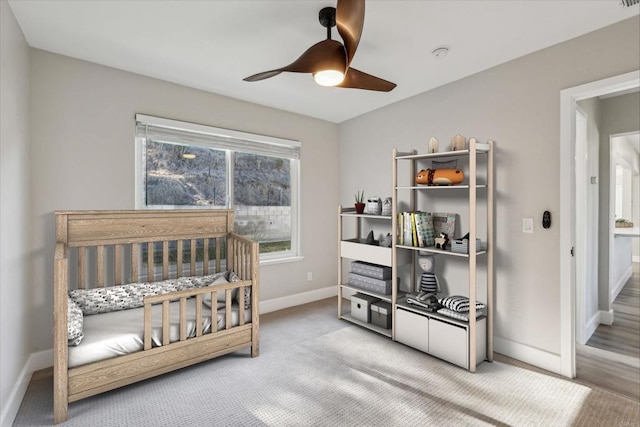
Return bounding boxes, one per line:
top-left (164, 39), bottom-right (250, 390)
top-left (336, 0), bottom-right (365, 67)
top-left (243, 69), bottom-right (284, 82)
top-left (244, 39), bottom-right (346, 82)
top-left (337, 67), bottom-right (396, 92)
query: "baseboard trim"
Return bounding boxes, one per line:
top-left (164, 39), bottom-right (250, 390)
top-left (598, 309), bottom-right (614, 326)
top-left (611, 264), bottom-right (633, 302)
top-left (494, 336), bottom-right (563, 376)
top-left (583, 311), bottom-right (600, 344)
top-left (260, 286), bottom-right (337, 314)
top-left (1, 349), bottom-right (52, 427)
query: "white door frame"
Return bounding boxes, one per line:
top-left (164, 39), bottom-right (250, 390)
top-left (573, 106), bottom-right (589, 345)
top-left (559, 70), bottom-right (640, 377)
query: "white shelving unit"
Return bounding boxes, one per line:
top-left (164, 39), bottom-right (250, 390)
top-left (392, 139), bottom-right (494, 372)
top-left (337, 206), bottom-right (395, 338)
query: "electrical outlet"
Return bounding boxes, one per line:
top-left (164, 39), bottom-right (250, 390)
top-left (523, 217), bottom-right (534, 233)
top-left (307, 272), bottom-right (313, 281)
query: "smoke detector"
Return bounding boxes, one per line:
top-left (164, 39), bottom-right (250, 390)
top-left (431, 46), bottom-right (449, 59)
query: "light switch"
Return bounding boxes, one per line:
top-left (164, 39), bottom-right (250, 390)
top-left (523, 218), bottom-right (534, 233)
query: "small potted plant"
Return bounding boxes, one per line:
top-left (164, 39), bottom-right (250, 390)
top-left (355, 190), bottom-right (365, 214)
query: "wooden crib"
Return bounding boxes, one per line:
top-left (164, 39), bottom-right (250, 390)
top-left (53, 210), bottom-right (259, 424)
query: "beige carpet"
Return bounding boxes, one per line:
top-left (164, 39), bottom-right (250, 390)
top-left (13, 298), bottom-right (640, 426)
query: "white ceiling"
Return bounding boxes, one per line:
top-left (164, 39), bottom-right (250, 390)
top-left (8, 0), bottom-right (640, 123)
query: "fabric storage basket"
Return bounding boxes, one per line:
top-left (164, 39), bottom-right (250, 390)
top-left (351, 293), bottom-right (380, 323)
top-left (370, 301), bottom-right (392, 329)
top-left (451, 238), bottom-right (481, 254)
top-left (366, 197), bottom-right (382, 215)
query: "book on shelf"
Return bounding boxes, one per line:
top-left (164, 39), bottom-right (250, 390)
top-left (433, 212), bottom-right (456, 238)
top-left (397, 211), bottom-right (436, 247)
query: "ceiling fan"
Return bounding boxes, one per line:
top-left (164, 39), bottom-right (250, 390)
top-left (243, 0), bottom-right (396, 92)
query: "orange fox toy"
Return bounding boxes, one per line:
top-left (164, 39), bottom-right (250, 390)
top-left (416, 169), bottom-right (464, 186)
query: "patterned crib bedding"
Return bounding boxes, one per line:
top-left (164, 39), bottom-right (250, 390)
top-left (68, 299), bottom-right (251, 368)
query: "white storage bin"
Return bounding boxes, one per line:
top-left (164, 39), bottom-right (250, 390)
top-left (351, 293), bottom-right (380, 323)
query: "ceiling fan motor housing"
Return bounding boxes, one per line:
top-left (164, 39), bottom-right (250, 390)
top-left (319, 7), bottom-right (337, 29)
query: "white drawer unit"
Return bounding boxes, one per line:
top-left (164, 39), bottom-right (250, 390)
top-left (428, 317), bottom-right (468, 368)
top-left (395, 302), bottom-right (487, 369)
top-left (395, 307), bottom-right (429, 353)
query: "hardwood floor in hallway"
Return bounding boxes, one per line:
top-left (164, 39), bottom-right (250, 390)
top-left (587, 262), bottom-right (640, 357)
top-left (577, 262), bottom-right (640, 401)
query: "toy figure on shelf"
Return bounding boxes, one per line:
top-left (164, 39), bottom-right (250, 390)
top-left (415, 168), bottom-right (464, 186)
top-left (407, 255), bottom-right (442, 311)
top-left (435, 232), bottom-right (449, 250)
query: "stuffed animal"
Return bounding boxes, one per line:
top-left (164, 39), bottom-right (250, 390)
top-left (415, 168), bottom-right (464, 186)
top-left (416, 255), bottom-right (440, 301)
top-left (435, 232), bottom-right (449, 250)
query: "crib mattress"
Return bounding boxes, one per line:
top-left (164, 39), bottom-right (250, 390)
top-left (69, 299), bottom-right (251, 368)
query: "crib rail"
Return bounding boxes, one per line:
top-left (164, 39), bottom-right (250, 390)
top-left (142, 279), bottom-right (252, 350)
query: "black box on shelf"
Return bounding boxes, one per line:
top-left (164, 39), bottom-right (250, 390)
top-left (370, 301), bottom-right (392, 329)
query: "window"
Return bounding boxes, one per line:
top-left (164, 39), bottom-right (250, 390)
top-left (135, 114), bottom-right (300, 262)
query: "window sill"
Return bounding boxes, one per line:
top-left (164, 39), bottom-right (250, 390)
top-left (260, 255), bottom-right (305, 266)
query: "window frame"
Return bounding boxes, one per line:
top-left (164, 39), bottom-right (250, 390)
top-left (135, 114), bottom-right (301, 263)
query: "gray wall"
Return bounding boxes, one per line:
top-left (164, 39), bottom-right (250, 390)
top-left (598, 91), bottom-right (640, 308)
top-left (28, 50), bottom-right (339, 353)
top-left (0, 0), bottom-right (31, 422)
top-left (339, 17), bottom-right (639, 357)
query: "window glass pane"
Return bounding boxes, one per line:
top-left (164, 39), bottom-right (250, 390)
top-left (137, 114), bottom-right (300, 261)
top-left (233, 152), bottom-right (292, 254)
top-left (145, 139), bottom-right (227, 207)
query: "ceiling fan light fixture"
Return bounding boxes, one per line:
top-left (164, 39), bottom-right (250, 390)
top-left (313, 69), bottom-right (345, 86)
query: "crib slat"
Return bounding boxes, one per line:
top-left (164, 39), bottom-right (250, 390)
top-left (77, 247), bottom-right (86, 289)
top-left (179, 298), bottom-right (187, 341)
top-left (144, 303), bottom-right (152, 350)
top-left (215, 237), bottom-right (221, 273)
top-left (231, 239), bottom-right (236, 275)
top-left (238, 286), bottom-right (245, 326)
top-left (177, 240), bottom-right (183, 277)
top-left (96, 245), bottom-right (105, 287)
top-left (190, 239), bottom-right (196, 276)
top-left (162, 241), bottom-right (169, 280)
top-left (115, 244), bottom-right (122, 285)
top-left (203, 238), bottom-right (209, 275)
top-left (211, 292), bottom-right (217, 333)
top-left (195, 295), bottom-right (203, 337)
top-left (162, 300), bottom-right (170, 346)
top-left (225, 289), bottom-right (232, 330)
top-left (243, 244), bottom-right (248, 280)
top-left (131, 243), bottom-right (139, 283)
top-left (147, 242), bottom-right (154, 282)
top-left (235, 240), bottom-right (240, 276)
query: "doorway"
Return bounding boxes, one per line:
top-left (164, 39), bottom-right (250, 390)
top-left (559, 70), bottom-right (640, 377)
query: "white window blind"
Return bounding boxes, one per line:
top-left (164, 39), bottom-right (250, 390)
top-left (135, 114), bottom-right (300, 159)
